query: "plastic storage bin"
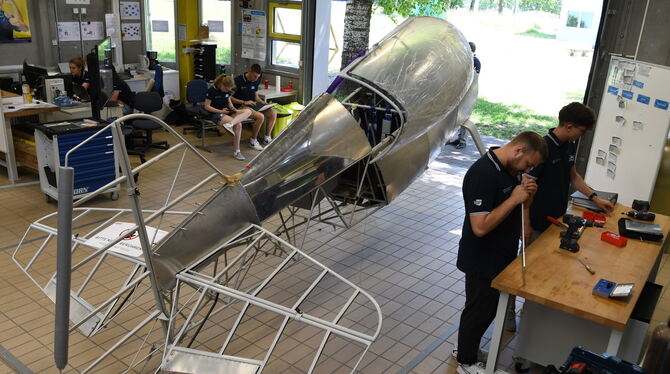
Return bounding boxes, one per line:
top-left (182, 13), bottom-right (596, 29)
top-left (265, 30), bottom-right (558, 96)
top-left (271, 104), bottom-right (293, 138)
top-left (285, 101), bottom-right (305, 121)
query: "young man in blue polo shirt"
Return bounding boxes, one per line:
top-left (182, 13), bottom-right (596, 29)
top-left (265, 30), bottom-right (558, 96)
top-left (455, 131), bottom-right (547, 374)
top-left (528, 102), bottom-right (614, 238)
top-left (231, 64), bottom-right (277, 151)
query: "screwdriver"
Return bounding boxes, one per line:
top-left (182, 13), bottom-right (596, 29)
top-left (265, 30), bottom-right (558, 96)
top-left (547, 216), bottom-right (569, 229)
top-left (577, 258), bottom-right (595, 275)
top-left (554, 250), bottom-right (596, 275)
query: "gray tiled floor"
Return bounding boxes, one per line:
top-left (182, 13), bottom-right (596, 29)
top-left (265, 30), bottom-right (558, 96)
top-left (1, 128), bottom-right (669, 373)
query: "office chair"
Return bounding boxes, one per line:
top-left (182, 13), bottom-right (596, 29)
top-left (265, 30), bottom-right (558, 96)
top-left (131, 91), bottom-right (169, 152)
top-left (152, 64), bottom-right (165, 97)
top-left (182, 79), bottom-right (220, 152)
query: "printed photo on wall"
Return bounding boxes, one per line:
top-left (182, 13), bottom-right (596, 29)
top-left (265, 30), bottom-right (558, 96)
top-left (0, 0), bottom-right (31, 43)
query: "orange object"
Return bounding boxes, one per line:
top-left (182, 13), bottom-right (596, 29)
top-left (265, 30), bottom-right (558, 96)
top-left (601, 231), bottom-right (627, 247)
top-left (583, 211), bottom-right (606, 225)
top-left (280, 87), bottom-right (293, 92)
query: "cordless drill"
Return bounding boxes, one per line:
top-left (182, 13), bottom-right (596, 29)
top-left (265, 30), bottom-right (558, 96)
top-left (560, 214), bottom-right (604, 252)
top-left (625, 199), bottom-right (656, 221)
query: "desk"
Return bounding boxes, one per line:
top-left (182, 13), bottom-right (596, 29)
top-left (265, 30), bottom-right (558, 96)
top-left (1, 90), bottom-right (59, 182)
top-left (125, 68), bottom-right (180, 98)
top-left (257, 86), bottom-right (297, 102)
top-left (485, 205), bottom-right (670, 373)
top-left (1, 91), bottom-right (119, 183)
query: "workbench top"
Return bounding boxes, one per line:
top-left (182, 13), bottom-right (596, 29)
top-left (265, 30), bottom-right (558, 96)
top-left (492, 204), bottom-right (670, 330)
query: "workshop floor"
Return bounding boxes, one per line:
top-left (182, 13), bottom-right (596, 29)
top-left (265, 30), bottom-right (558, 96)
top-left (0, 126), bottom-right (668, 374)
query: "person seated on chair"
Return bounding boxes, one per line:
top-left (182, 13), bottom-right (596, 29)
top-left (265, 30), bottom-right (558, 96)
top-left (109, 69), bottom-right (135, 115)
top-left (69, 57), bottom-right (90, 90)
top-left (231, 63), bottom-right (277, 150)
top-left (204, 74), bottom-right (252, 161)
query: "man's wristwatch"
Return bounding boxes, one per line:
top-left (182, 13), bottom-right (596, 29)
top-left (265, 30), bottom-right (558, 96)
top-left (588, 192), bottom-right (598, 200)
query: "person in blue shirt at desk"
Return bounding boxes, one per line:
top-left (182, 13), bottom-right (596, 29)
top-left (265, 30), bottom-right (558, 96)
top-left (109, 69), bottom-right (135, 115)
top-left (69, 57), bottom-right (90, 90)
top-left (231, 64), bottom-right (277, 150)
top-left (205, 74), bottom-right (252, 160)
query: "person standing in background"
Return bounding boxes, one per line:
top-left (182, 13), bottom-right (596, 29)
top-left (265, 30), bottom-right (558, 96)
top-left (449, 41), bottom-right (481, 150)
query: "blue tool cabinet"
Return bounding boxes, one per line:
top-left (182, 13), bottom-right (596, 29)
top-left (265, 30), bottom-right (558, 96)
top-left (34, 121), bottom-right (119, 202)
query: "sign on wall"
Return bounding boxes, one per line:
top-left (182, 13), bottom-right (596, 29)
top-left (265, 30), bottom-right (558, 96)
top-left (241, 9), bottom-right (266, 60)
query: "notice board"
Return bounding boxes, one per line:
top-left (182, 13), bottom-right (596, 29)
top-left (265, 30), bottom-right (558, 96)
top-left (584, 56), bottom-right (670, 206)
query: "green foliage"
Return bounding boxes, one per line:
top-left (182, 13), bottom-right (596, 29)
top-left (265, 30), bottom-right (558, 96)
top-left (477, 0), bottom-right (512, 11)
top-left (215, 47), bottom-right (232, 65)
top-left (477, 0), bottom-right (562, 15)
top-left (517, 27), bottom-right (556, 39)
top-left (374, 0), bottom-right (459, 19)
top-left (471, 98), bottom-right (556, 139)
top-left (519, 0), bottom-right (562, 15)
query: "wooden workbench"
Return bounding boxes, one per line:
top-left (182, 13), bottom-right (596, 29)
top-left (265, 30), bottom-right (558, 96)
top-left (2, 90), bottom-right (59, 182)
top-left (484, 204), bottom-right (670, 373)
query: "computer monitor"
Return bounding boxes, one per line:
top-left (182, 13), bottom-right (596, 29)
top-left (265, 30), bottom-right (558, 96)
top-left (87, 37), bottom-right (114, 119)
top-left (22, 61), bottom-right (48, 90)
top-left (98, 37), bottom-right (113, 70)
top-left (48, 74), bottom-right (74, 98)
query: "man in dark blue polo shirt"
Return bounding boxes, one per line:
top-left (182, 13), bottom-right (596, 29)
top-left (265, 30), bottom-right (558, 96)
top-left (529, 102), bottom-right (614, 237)
top-left (455, 131), bottom-right (547, 374)
top-left (231, 64), bottom-right (277, 150)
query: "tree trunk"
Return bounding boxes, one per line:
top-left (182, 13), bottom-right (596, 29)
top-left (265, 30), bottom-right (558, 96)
top-left (498, 0), bottom-right (504, 14)
top-left (513, 0), bottom-right (519, 14)
top-left (470, 0), bottom-right (480, 12)
top-left (340, 0), bottom-right (373, 71)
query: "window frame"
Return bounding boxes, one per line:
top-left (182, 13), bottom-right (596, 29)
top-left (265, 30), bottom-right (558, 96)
top-left (565, 10), bottom-right (594, 29)
top-left (143, 0), bottom-right (178, 65)
top-left (198, 0), bottom-right (233, 66)
top-left (267, 1), bottom-right (302, 74)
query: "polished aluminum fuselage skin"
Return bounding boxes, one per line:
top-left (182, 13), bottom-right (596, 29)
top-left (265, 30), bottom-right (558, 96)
top-left (151, 17), bottom-right (477, 291)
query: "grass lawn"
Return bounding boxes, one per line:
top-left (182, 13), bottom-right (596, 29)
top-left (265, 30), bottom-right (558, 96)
top-left (471, 98), bottom-right (557, 139)
top-left (516, 28), bottom-right (556, 39)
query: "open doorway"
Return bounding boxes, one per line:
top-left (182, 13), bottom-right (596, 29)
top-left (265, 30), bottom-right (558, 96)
top-left (327, 0), bottom-right (604, 140)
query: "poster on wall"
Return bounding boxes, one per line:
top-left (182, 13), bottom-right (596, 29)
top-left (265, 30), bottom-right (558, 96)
top-left (241, 10), bottom-right (266, 60)
top-left (57, 22), bottom-right (81, 42)
top-left (0, 0), bottom-right (32, 43)
top-left (122, 23), bottom-right (142, 41)
top-left (120, 1), bottom-right (141, 20)
top-left (152, 20), bottom-right (169, 33)
top-left (105, 13), bottom-right (122, 48)
top-left (81, 21), bottom-right (104, 41)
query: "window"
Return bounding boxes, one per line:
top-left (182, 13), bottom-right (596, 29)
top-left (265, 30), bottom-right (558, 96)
top-left (272, 40), bottom-right (301, 69)
top-left (268, 2), bottom-right (302, 70)
top-left (579, 12), bottom-right (594, 29)
top-left (200, 0), bottom-right (232, 65)
top-left (566, 11), bottom-right (594, 29)
top-left (145, 0), bottom-right (176, 62)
